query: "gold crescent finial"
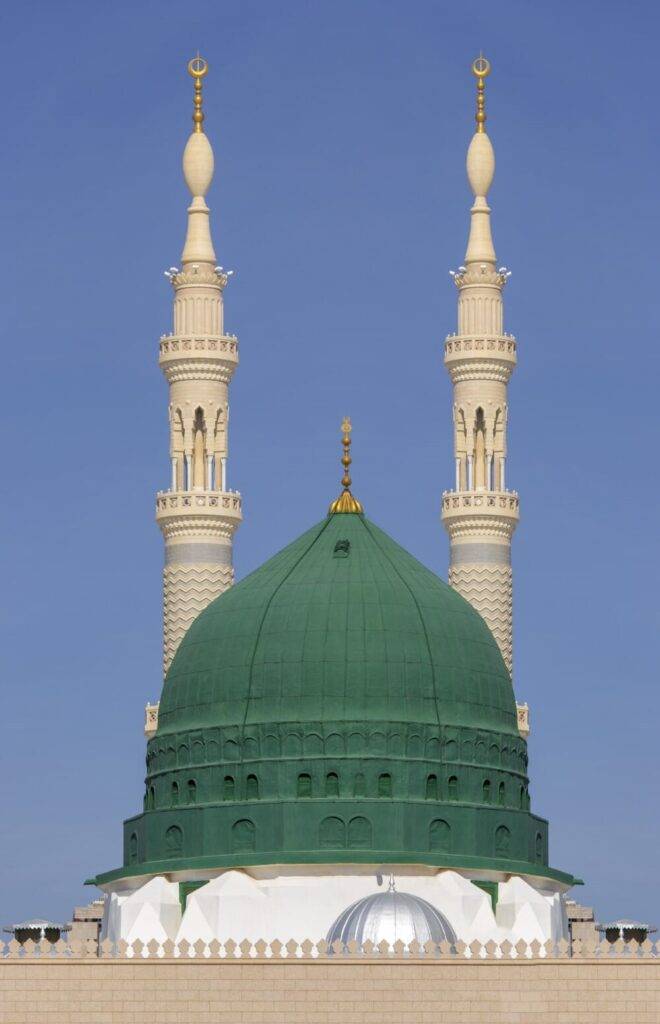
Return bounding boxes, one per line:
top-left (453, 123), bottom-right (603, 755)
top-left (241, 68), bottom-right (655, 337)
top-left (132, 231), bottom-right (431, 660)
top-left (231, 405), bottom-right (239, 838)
top-left (471, 54), bottom-right (491, 133)
top-left (328, 417), bottom-right (364, 515)
top-left (188, 55), bottom-right (209, 133)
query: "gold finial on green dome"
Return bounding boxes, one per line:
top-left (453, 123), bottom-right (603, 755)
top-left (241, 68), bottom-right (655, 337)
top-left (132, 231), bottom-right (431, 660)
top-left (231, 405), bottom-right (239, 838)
top-left (472, 53), bottom-right (491, 133)
top-left (188, 54), bottom-right (209, 133)
top-left (328, 417), bottom-right (364, 514)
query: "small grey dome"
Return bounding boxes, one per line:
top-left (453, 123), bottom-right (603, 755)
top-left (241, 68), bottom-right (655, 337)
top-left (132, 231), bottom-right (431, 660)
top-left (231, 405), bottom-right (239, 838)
top-left (327, 888), bottom-right (456, 949)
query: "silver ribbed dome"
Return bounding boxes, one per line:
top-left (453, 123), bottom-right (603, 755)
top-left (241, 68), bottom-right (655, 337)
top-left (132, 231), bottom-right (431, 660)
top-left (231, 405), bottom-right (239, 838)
top-left (326, 887), bottom-right (456, 949)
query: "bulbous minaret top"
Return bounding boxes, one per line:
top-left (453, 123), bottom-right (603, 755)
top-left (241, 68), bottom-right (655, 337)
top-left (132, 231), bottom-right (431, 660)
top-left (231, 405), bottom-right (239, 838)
top-left (465, 56), bottom-right (496, 265)
top-left (181, 57), bottom-right (216, 265)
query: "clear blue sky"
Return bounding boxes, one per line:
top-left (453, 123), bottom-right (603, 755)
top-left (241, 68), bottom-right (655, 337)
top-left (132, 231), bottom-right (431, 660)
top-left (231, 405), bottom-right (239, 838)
top-left (2, 0), bottom-right (658, 929)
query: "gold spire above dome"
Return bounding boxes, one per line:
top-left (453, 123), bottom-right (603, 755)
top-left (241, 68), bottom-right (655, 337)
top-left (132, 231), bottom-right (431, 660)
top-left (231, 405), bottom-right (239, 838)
top-left (472, 54), bottom-right (491, 133)
top-left (328, 417), bottom-right (364, 514)
top-left (188, 54), bottom-right (209, 133)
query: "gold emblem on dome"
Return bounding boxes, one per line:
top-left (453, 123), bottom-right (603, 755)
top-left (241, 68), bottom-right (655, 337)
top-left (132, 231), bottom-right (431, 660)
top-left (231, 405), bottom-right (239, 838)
top-left (328, 417), bottom-right (364, 515)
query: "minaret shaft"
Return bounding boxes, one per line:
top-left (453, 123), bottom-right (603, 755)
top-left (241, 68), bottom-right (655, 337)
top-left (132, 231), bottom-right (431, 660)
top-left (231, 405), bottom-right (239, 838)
top-left (441, 59), bottom-right (518, 675)
top-left (156, 59), bottom-right (241, 676)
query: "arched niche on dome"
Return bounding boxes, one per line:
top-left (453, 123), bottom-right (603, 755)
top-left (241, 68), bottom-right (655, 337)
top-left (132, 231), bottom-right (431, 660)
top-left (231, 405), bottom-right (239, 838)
top-left (489, 742), bottom-right (500, 765)
top-left (325, 772), bottom-right (339, 798)
top-left (297, 773), bottom-right (312, 798)
top-left (347, 732), bottom-right (364, 756)
top-left (224, 739), bottom-right (238, 762)
top-left (165, 825), bottom-right (183, 855)
top-left (284, 733), bottom-right (302, 757)
top-left (370, 732), bottom-right (386, 755)
top-left (128, 833), bottom-right (138, 865)
top-left (325, 733), bottom-right (343, 756)
top-left (495, 825), bottom-right (511, 856)
top-left (429, 819), bottom-right (451, 853)
top-left (191, 737), bottom-right (204, 762)
top-left (177, 743), bottom-right (189, 766)
top-left (406, 734), bottom-right (422, 758)
top-left (426, 737), bottom-right (440, 760)
top-left (535, 831), bottom-right (544, 863)
top-left (231, 819), bottom-right (256, 853)
top-left (264, 734), bottom-right (279, 758)
top-left (348, 816), bottom-right (372, 850)
top-left (319, 816), bottom-right (346, 849)
top-left (388, 733), bottom-right (403, 756)
top-left (444, 739), bottom-right (458, 762)
top-left (378, 773), bottom-right (393, 798)
top-left (304, 733), bottom-right (323, 756)
top-left (243, 736), bottom-right (259, 759)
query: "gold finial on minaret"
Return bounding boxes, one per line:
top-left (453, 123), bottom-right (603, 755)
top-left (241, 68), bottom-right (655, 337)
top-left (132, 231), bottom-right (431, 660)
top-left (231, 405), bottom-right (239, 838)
top-left (472, 54), bottom-right (491, 133)
top-left (188, 54), bottom-right (209, 133)
top-left (328, 417), bottom-right (364, 514)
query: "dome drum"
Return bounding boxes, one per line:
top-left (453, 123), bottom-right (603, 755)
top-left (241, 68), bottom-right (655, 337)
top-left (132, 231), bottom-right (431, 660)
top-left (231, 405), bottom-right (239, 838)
top-left (110, 795), bottom-right (557, 887)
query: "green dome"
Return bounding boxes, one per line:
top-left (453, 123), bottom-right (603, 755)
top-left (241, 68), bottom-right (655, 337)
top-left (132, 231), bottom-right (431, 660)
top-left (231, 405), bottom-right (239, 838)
top-left (95, 512), bottom-right (573, 888)
top-left (159, 512), bottom-right (516, 737)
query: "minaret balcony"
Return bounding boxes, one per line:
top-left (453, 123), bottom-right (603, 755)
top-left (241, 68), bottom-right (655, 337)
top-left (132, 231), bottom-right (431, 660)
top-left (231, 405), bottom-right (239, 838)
top-left (159, 333), bottom-right (239, 383)
top-left (444, 334), bottom-right (516, 383)
top-left (156, 489), bottom-right (242, 540)
top-left (441, 489), bottom-right (519, 539)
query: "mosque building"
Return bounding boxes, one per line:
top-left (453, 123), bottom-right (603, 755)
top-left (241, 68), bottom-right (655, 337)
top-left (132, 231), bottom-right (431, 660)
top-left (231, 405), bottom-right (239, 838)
top-left (89, 56), bottom-right (578, 948)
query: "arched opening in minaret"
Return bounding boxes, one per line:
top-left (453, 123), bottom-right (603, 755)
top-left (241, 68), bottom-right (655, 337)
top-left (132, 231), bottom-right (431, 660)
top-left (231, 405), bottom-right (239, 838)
top-left (493, 407), bottom-right (504, 489)
top-left (474, 407), bottom-right (486, 490)
top-left (192, 407), bottom-right (206, 489)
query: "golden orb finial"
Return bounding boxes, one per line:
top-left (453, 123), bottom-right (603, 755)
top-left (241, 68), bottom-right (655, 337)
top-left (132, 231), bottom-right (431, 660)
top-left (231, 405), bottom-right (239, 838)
top-left (328, 417), bottom-right (364, 515)
top-left (471, 54), bottom-right (491, 133)
top-left (188, 54), bottom-right (209, 133)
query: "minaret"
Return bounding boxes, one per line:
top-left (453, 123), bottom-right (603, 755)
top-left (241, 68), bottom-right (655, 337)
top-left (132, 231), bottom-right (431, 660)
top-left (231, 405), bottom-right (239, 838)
top-left (441, 57), bottom-right (519, 675)
top-left (156, 57), bottom-right (242, 675)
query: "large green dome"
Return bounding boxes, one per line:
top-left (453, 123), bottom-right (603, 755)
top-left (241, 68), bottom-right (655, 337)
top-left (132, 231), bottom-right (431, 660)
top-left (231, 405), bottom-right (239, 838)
top-left (95, 512), bottom-right (573, 887)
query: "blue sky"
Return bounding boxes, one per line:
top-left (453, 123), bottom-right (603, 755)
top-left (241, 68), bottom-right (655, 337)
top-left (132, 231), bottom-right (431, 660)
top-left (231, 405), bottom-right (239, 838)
top-left (2, 0), bottom-right (659, 928)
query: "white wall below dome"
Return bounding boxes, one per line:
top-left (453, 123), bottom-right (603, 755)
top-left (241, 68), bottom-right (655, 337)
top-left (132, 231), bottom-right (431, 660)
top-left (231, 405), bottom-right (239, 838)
top-left (101, 867), bottom-right (568, 947)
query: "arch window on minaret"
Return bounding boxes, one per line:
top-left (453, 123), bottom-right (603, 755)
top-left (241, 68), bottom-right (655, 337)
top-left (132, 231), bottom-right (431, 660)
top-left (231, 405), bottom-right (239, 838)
top-left (170, 408), bottom-right (185, 491)
top-left (454, 408), bottom-right (468, 491)
top-left (192, 407), bottom-right (207, 489)
top-left (213, 407), bottom-right (227, 491)
top-left (473, 408), bottom-right (487, 489)
top-left (493, 407), bottom-right (506, 490)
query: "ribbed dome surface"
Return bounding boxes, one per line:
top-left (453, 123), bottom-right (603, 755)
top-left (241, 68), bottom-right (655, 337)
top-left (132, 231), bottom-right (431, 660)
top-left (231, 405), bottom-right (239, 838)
top-left (327, 887), bottom-right (457, 949)
top-left (158, 513), bottom-right (517, 736)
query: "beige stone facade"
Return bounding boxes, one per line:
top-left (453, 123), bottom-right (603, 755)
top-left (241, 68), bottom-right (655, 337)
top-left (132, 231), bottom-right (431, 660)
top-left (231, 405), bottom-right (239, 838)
top-left (156, 63), bottom-right (242, 676)
top-left (2, 955), bottom-right (659, 1023)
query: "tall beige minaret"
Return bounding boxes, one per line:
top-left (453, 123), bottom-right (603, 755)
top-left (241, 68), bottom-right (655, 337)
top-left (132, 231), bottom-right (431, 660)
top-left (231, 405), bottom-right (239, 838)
top-left (441, 57), bottom-right (519, 675)
top-left (156, 57), bottom-right (242, 675)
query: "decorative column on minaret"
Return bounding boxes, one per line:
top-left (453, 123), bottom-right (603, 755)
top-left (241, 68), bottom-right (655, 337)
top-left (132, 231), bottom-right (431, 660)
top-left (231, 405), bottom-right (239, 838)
top-left (441, 57), bottom-right (519, 675)
top-left (156, 57), bottom-right (242, 676)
